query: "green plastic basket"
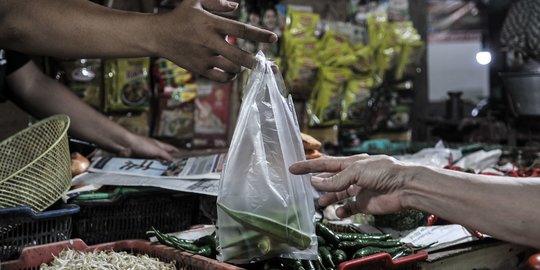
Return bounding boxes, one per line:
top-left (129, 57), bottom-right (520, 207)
top-left (0, 115), bottom-right (71, 212)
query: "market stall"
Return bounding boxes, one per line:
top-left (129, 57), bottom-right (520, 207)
top-left (1, 0), bottom-right (540, 269)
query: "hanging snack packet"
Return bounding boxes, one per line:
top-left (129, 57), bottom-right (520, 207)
top-left (217, 52), bottom-right (317, 264)
top-left (309, 67), bottom-right (352, 127)
top-left (104, 58), bottom-right (150, 113)
top-left (341, 76), bottom-right (376, 127)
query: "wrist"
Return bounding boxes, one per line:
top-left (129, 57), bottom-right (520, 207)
top-left (145, 14), bottom-right (163, 57)
top-left (399, 163), bottom-right (429, 210)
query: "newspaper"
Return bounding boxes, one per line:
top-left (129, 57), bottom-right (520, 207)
top-left (65, 154), bottom-right (226, 199)
top-left (70, 172), bottom-right (220, 197)
top-left (89, 153), bottom-right (226, 180)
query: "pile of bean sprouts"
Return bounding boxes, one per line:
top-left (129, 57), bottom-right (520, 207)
top-left (40, 249), bottom-right (176, 270)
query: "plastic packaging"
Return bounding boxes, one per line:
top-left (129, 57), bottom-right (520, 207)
top-left (216, 52), bottom-right (317, 264)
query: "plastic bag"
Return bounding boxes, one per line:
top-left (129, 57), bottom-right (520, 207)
top-left (216, 52), bottom-right (317, 264)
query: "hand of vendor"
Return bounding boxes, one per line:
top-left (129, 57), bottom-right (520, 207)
top-left (0, 0), bottom-right (277, 83)
top-left (149, 0), bottom-right (278, 82)
top-left (290, 154), bottom-right (407, 217)
top-left (120, 133), bottom-right (179, 161)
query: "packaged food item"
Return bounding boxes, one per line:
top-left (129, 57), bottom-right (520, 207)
top-left (109, 111), bottom-right (150, 136)
top-left (317, 31), bottom-right (353, 67)
top-left (104, 58), bottom-right (151, 113)
top-left (153, 58), bottom-right (193, 91)
top-left (341, 76), bottom-right (376, 127)
top-left (391, 21), bottom-right (424, 81)
top-left (153, 85), bottom-right (197, 144)
top-left (56, 59), bottom-right (102, 108)
top-left (193, 82), bottom-right (231, 148)
top-left (309, 67), bottom-right (352, 127)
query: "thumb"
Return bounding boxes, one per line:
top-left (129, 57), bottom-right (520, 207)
top-left (201, 0), bottom-right (239, 12)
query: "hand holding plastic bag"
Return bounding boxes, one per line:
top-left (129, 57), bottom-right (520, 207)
top-left (216, 52), bottom-right (317, 263)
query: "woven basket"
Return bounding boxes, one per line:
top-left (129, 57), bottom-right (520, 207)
top-left (0, 115), bottom-right (71, 212)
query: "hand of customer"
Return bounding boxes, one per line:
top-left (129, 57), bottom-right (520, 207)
top-left (157, 0), bottom-right (278, 82)
top-left (290, 154), bottom-right (410, 218)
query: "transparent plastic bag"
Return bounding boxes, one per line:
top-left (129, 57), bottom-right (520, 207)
top-left (216, 52), bottom-right (317, 264)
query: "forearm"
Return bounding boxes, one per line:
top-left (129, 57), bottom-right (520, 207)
top-left (7, 64), bottom-right (136, 154)
top-left (403, 165), bottom-right (540, 248)
top-left (0, 0), bottom-right (158, 59)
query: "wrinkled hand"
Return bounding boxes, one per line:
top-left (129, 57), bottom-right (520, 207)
top-left (289, 155), bottom-right (411, 218)
top-left (119, 134), bottom-right (179, 161)
top-left (157, 0), bottom-right (277, 82)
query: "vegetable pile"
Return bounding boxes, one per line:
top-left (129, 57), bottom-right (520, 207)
top-left (312, 222), bottom-right (413, 270)
top-left (149, 221), bottom-right (414, 270)
top-left (40, 249), bottom-right (176, 270)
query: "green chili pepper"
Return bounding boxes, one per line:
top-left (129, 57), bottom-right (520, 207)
top-left (220, 229), bottom-right (262, 249)
top-left (337, 232), bottom-right (392, 241)
top-left (257, 236), bottom-right (272, 255)
top-left (151, 227), bottom-right (200, 253)
top-left (337, 239), bottom-right (402, 252)
top-left (318, 246), bottom-right (335, 268)
top-left (331, 249), bottom-right (347, 265)
top-left (281, 258), bottom-right (306, 270)
top-left (317, 235), bottom-right (326, 246)
top-left (352, 246), bottom-right (407, 259)
top-left (218, 203), bottom-right (311, 250)
top-left (302, 260), bottom-right (318, 270)
top-left (316, 222), bottom-right (340, 247)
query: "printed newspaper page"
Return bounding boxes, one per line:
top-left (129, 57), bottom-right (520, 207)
top-left (88, 153), bottom-right (226, 180)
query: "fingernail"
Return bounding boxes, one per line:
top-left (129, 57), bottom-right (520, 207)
top-left (269, 34), bottom-right (278, 43)
top-left (311, 177), bottom-right (323, 184)
top-left (228, 2), bottom-right (239, 9)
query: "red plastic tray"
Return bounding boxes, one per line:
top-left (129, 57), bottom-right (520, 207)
top-left (1, 239), bottom-right (244, 270)
top-left (338, 251), bottom-right (428, 270)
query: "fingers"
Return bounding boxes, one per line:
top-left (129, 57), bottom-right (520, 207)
top-left (209, 38), bottom-right (258, 69)
top-left (310, 167), bottom-right (359, 193)
top-left (289, 154), bottom-right (369, 175)
top-left (215, 17), bottom-right (278, 43)
top-left (156, 150), bottom-right (174, 161)
top-left (202, 68), bottom-right (236, 82)
top-left (213, 56), bottom-right (242, 74)
top-left (155, 140), bottom-right (180, 154)
top-left (318, 184), bottom-right (361, 206)
top-left (201, 0), bottom-right (238, 12)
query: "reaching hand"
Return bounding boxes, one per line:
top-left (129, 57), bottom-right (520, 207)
top-left (290, 154), bottom-right (412, 218)
top-left (157, 0), bottom-right (278, 82)
top-left (120, 134), bottom-right (180, 161)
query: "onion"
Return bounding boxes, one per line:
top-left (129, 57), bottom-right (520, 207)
top-left (71, 152), bottom-right (90, 177)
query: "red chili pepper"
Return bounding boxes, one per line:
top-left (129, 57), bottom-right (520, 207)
top-left (426, 214), bottom-right (438, 226)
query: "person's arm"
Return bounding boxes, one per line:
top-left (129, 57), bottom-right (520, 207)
top-left (0, 0), bottom-right (277, 82)
top-left (290, 155), bottom-right (540, 249)
top-left (6, 60), bottom-right (179, 160)
top-left (405, 165), bottom-right (540, 249)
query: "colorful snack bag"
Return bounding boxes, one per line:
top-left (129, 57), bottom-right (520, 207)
top-left (309, 67), bottom-right (352, 127)
top-left (193, 81), bottom-right (232, 148)
top-left (341, 76), bottom-right (376, 127)
top-left (104, 58), bottom-right (151, 113)
top-left (56, 59), bottom-right (102, 109)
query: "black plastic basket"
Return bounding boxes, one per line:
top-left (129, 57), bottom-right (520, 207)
top-left (0, 203), bottom-right (80, 261)
top-left (71, 188), bottom-right (199, 245)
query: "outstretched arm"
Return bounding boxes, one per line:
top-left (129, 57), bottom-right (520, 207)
top-left (290, 155), bottom-right (540, 249)
top-left (0, 0), bottom-right (277, 82)
top-left (6, 60), bottom-right (179, 160)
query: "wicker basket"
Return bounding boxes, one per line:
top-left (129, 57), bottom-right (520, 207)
top-left (0, 115), bottom-right (71, 212)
